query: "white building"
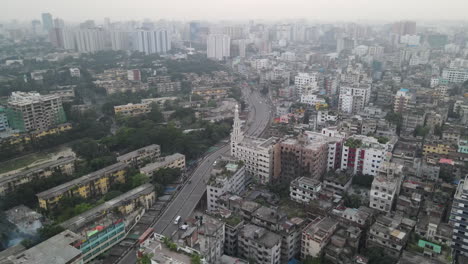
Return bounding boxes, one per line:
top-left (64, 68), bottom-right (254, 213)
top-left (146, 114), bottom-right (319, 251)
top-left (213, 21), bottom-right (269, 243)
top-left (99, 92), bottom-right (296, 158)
top-left (295, 72), bottom-right (318, 96)
top-left (133, 29), bottom-right (171, 55)
top-left (354, 45), bottom-right (369, 56)
top-left (69, 68), bottom-right (80, 78)
top-left (110, 31), bottom-right (131, 51)
top-left (231, 105), bottom-right (276, 184)
top-left (300, 94), bottom-right (325, 106)
top-left (400, 34), bottom-right (420, 46)
top-left (238, 224), bottom-right (282, 264)
top-left (75, 29), bottom-right (106, 53)
top-left (252, 58), bottom-right (269, 70)
top-left (207, 160), bottom-right (246, 212)
top-left (290, 177), bottom-right (322, 204)
top-left (301, 217), bottom-right (338, 258)
top-left (370, 162), bottom-right (403, 213)
top-left (442, 68), bottom-right (468, 83)
top-left (316, 111), bottom-right (338, 126)
top-left (341, 135), bottom-right (395, 176)
top-left (281, 51), bottom-right (296, 61)
top-left (207, 34), bottom-right (231, 60)
top-left (338, 84), bottom-right (371, 114)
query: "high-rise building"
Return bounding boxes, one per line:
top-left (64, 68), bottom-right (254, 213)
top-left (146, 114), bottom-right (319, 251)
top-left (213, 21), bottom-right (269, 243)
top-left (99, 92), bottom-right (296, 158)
top-left (207, 34), bottom-right (231, 60)
top-left (75, 29), bottom-right (106, 53)
top-left (31, 20), bottom-right (41, 35)
top-left (0, 107), bottom-right (9, 131)
top-left (110, 31), bottom-right (131, 51)
top-left (133, 29), bottom-right (171, 55)
top-left (338, 84), bottom-right (372, 114)
top-left (63, 29), bottom-right (76, 50)
top-left (295, 72), bottom-right (318, 96)
top-left (392, 20), bottom-right (416, 35)
top-left (6, 92), bottom-right (66, 132)
top-left (41, 13), bottom-right (53, 32)
top-left (49, 28), bottom-right (64, 48)
top-left (393, 88), bottom-right (414, 113)
top-left (451, 176), bottom-right (468, 257)
top-left (54, 18), bottom-right (65, 29)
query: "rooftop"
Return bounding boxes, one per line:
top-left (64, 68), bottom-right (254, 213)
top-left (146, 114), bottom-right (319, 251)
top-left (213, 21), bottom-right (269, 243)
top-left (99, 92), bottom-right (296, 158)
top-left (117, 144), bottom-right (160, 162)
top-left (240, 224), bottom-right (281, 248)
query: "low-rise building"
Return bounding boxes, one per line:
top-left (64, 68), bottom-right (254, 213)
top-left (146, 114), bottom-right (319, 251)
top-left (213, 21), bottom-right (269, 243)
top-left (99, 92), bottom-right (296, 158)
top-left (114, 102), bottom-right (151, 117)
top-left (139, 153), bottom-right (185, 177)
top-left (369, 162), bottom-right (403, 213)
top-left (238, 224), bottom-right (282, 264)
top-left (0, 156), bottom-right (76, 195)
top-left (37, 162), bottom-right (129, 210)
top-left (290, 176), bottom-right (322, 204)
top-left (279, 217), bottom-right (307, 263)
top-left (192, 86), bottom-right (230, 100)
top-left (301, 217), bottom-right (339, 258)
top-left (323, 170), bottom-right (353, 194)
top-left (117, 144), bottom-right (161, 167)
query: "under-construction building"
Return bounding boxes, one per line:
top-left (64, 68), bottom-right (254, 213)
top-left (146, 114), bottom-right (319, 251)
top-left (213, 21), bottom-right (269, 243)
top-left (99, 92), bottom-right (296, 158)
top-left (6, 92), bottom-right (67, 132)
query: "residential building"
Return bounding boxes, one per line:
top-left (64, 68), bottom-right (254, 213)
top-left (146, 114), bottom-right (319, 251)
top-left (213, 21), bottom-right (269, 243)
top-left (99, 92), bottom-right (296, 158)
top-left (458, 139), bottom-right (468, 154)
top-left (217, 210), bottom-right (244, 257)
top-left (51, 85), bottom-right (76, 102)
top-left (0, 156), bottom-right (75, 195)
top-left (423, 141), bottom-right (454, 156)
top-left (69, 68), bottom-right (80, 78)
top-left (340, 135), bottom-right (395, 176)
top-left (207, 159), bottom-right (246, 212)
top-left (251, 206), bottom-right (286, 232)
top-left (301, 217), bottom-right (339, 258)
top-left (442, 68), bottom-right (468, 83)
top-left (127, 69), bottom-right (141, 81)
top-left (0, 107), bottom-right (9, 131)
top-left (339, 84), bottom-right (371, 114)
top-left (295, 72), bottom-right (318, 96)
top-left (117, 144), bottom-right (161, 167)
top-left (41, 13), bottom-right (53, 32)
top-left (110, 31), bottom-right (131, 51)
top-left (279, 217), bottom-right (307, 263)
top-left (323, 170), bottom-right (353, 195)
top-left (450, 176), bottom-right (468, 257)
top-left (367, 215), bottom-right (415, 258)
top-left (231, 105), bottom-right (276, 184)
top-left (207, 34), bottom-right (231, 60)
top-left (238, 224), bottom-right (282, 264)
top-left (290, 176), bottom-right (322, 204)
top-left (139, 153), bottom-right (186, 177)
top-left (37, 162), bottom-right (129, 210)
top-left (60, 183), bottom-right (156, 231)
top-left (192, 86), bottom-right (230, 100)
top-left (133, 29), bottom-right (171, 55)
top-left (75, 29), bottom-right (106, 53)
top-left (6, 92), bottom-right (67, 132)
top-left (369, 162), bottom-right (403, 213)
top-left (394, 88), bottom-right (414, 113)
top-left (114, 103), bottom-right (151, 117)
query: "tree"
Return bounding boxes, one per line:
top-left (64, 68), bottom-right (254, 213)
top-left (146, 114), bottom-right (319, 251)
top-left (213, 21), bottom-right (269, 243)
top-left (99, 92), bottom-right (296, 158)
top-left (413, 125), bottom-right (430, 138)
top-left (352, 174), bottom-right (374, 189)
top-left (303, 256), bottom-right (322, 264)
top-left (131, 173), bottom-right (149, 188)
top-left (191, 254), bottom-right (202, 264)
top-left (138, 253), bottom-right (154, 264)
top-left (344, 194), bottom-right (362, 208)
top-left (38, 224), bottom-right (64, 240)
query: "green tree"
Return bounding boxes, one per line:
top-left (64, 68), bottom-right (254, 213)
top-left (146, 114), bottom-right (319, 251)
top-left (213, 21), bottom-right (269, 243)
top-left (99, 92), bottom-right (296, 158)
top-left (352, 174), bottom-right (374, 189)
top-left (131, 173), bottom-right (149, 188)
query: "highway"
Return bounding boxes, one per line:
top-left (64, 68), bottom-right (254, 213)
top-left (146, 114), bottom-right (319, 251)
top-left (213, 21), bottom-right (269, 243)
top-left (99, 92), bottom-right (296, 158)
top-left (118, 86), bottom-right (273, 264)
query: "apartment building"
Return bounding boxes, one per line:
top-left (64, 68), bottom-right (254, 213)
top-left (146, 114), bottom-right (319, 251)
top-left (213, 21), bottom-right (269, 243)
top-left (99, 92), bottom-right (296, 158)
top-left (450, 176), bottom-right (468, 257)
top-left (37, 162), bottom-right (129, 210)
top-left (139, 153), bottom-right (185, 177)
top-left (207, 160), bottom-right (246, 212)
top-left (192, 86), bottom-right (230, 100)
top-left (290, 177), bottom-right (322, 204)
top-left (338, 84), bottom-right (371, 114)
top-left (393, 88), bottom-right (414, 113)
top-left (295, 72), bottom-right (318, 96)
top-left (238, 224), bottom-right (282, 264)
top-left (369, 162), bottom-right (403, 213)
top-left (6, 92), bottom-right (67, 132)
top-left (301, 217), bottom-right (339, 258)
top-left (117, 144), bottom-right (161, 167)
top-left (279, 217), bottom-right (308, 263)
top-left (442, 68), bottom-right (468, 83)
top-left (0, 156), bottom-right (75, 195)
top-left (114, 103), bottom-right (151, 117)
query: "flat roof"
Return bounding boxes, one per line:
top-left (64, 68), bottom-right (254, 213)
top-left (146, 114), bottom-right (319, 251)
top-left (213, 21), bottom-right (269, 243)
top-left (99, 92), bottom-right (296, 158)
top-left (37, 162), bottom-right (128, 200)
top-left (9, 230), bottom-right (82, 264)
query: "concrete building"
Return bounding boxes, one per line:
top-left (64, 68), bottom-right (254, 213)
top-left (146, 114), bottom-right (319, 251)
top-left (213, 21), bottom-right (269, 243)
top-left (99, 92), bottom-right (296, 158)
top-left (37, 162), bottom-right (129, 210)
top-left (370, 162), bottom-right (403, 213)
top-left (117, 144), bottom-right (161, 167)
top-left (127, 69), bottom-right (141, 81)
top-left (51, 85), bottom-right (76, 102)
top-left (289, 176), bottom-right (322, 204)
top-left (278, 217), bottom-right (307, 263)
top-left (338, 84), bottom-right (371, 114)
top-left (238, 224), bottom-right (282, 264)
top-left (207, 34), bottom-right (231, 60)
top-left (41, 13), bottom-right (54, 32)
top-left (301, 217), bottom-right (339, 258)
top-left (110, 31), bottom-right (131, 51)
top-left (6, 92), bottom-right (66, 132)
top-left (207, 160), bottom-right (246, 212)
top-left (442, 68), bottom-right (468, 83)
top-left (367, 215), bottom-right (415, 258)
top-left (450, 176), bottom-right (468, 257)
top-left (139, 153), bottom-right (185, 177)
top-left (114, 102), bottom-right (151, 117)
top-left (69, 68), bottom-right (80, 78)
top-left (295, 72), bottom-right (318, 96)
top-left (0, 156), bottom-right (75, 195)
top-left (75, 29), bottom-right (106, 53)
top-left (133, 29), bottom-right (171, 55)
top-left (340, 135), bottom-right (395, 176)
top-left (394, 88), bottom-right (414, 113)
top-left (60, 183), bottom-right (155, 231)
top-left (0, 107), bottom-right (9, 131)
top-left (231, 105), bottom-right (276, 184)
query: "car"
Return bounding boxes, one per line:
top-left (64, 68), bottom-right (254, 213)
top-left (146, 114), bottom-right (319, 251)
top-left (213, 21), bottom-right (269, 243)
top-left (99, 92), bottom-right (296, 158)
top-left (174, 215), bottom-right (181, 225)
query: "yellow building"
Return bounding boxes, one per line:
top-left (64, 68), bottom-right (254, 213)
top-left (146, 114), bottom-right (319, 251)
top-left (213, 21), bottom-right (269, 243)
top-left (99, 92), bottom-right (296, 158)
top-left (192, 86), bottom-right (229, 100)
top-left (423, 142), bottom-right (454, 155)
top-left (37, 162), bottom-right (129, 210)
top-left (114, 103), bottom-right (151, 117)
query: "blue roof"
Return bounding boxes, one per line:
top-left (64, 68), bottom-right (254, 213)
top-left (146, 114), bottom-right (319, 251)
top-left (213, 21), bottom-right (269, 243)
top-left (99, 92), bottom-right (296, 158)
top-left (399, 88), bottom-right (409, 92)
top-left (288, 259), bottom-right (302, 264)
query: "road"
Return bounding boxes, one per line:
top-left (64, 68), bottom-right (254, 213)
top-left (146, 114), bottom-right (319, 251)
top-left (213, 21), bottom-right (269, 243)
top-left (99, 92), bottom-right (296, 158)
top-left (118, 87), bottom-right (272, 264)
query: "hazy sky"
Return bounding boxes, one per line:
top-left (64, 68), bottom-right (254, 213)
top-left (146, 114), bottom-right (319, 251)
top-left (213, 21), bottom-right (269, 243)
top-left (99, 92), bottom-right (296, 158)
top-left (3, 0), bottom-right (468, 22)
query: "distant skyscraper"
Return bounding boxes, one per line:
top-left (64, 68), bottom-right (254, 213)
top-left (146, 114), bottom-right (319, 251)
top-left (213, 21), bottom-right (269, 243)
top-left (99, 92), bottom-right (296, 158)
top-left (392, 21), bottom-right (416, 35)
top-left (189, 21), bottom-right (200, 42)
top-left (133, 29), bottom-right (171, 55)
top-left (104, 17), bottom-right (111, 29)
top-left (41, 13), bottom-right (53, 32)
top-left (31, 20), bottom-right (41, 35)
top-left (63, 29), bottom-right (76, 50)
top-left (75, 29), bottom-right (106, 53)
top-left (110, 31), bottom-right (131, 51)
top-left (80, 20), bottom-right (96, 29)
top-left (49, 28), bottom-right (64, 48)
top-left (207, 34), bottom-right (230, 60)
top-left (54, 18), bottom-right (65, 29)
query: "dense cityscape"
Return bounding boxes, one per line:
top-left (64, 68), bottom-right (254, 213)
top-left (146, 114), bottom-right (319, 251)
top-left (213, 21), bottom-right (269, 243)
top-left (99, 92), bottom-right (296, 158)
top-left (0, 6), bottom-right (467, 264)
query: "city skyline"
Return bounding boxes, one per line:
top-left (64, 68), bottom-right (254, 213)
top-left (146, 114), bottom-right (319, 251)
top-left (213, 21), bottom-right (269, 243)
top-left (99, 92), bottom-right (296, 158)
top-left (3, 0), bottom-right (468, 22)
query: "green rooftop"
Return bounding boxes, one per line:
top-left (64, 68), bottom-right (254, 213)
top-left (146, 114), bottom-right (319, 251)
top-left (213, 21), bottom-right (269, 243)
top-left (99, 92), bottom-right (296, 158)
top-left (418, 240), bottom-right (441, 254)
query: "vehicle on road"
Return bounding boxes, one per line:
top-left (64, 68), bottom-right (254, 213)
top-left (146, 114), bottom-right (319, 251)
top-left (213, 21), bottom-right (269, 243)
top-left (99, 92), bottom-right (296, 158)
top-left (174, 215), bottom-right (181, 224)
